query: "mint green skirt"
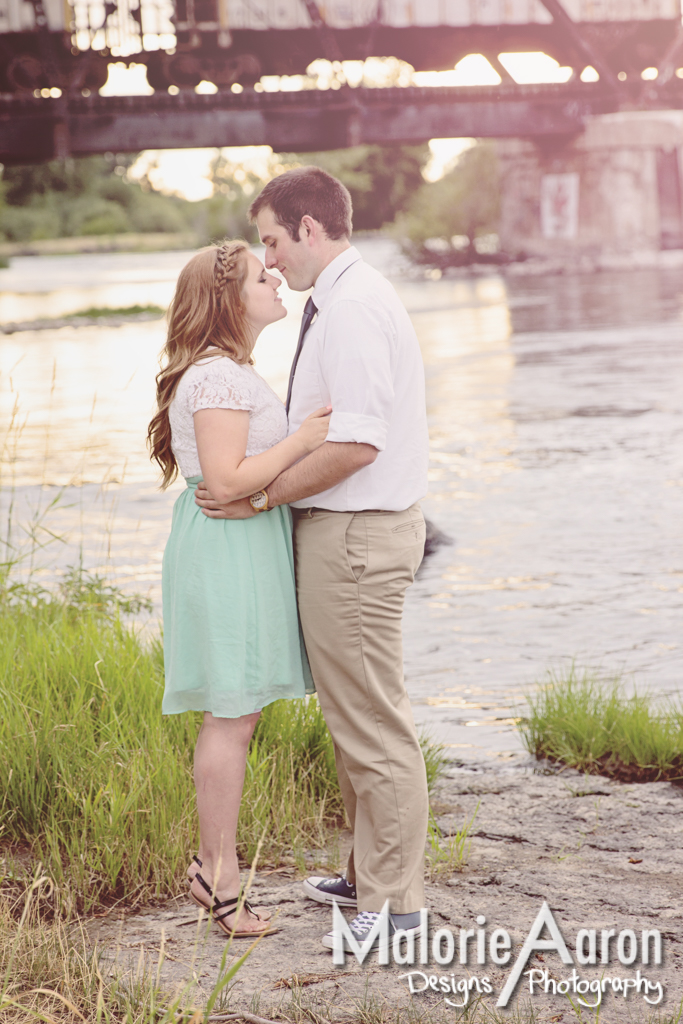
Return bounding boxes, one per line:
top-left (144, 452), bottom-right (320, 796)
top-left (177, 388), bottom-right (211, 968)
top-left (162, 477), bottom-right (313, 718)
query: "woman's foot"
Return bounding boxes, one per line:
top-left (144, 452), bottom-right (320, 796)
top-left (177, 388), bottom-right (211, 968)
top-left (210, 890), bottom-right (278, 937)
top-left (188, 872), bottom-right (273, 927)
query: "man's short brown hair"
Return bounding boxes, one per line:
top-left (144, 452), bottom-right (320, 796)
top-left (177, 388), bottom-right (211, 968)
top-left (249, 166), bottom-right (353, 240)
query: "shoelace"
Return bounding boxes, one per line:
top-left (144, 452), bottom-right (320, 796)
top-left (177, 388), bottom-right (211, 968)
top-left (350, 911), bottom-right (381, 934)
top-left (320, 875), bottom-right (350, 889)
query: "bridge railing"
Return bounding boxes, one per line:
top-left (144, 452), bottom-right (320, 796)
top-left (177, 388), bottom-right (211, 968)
top-left (0, 0), bottom-right (681, 95)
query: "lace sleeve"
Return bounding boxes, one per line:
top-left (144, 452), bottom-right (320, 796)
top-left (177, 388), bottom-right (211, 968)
top-left (188, 360), bottom-right (255, 415)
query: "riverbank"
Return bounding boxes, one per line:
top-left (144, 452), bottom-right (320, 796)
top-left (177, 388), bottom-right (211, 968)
top-left (0, 229), bottom-right (380, 262)
top-left (87, 760), bottom-right (683, 1022)
top-left (417, 247), bottom-right (683, 280)
top-left (0, 305), bottom-right (165, 333)
top-left (0, 231), bottom-right (199, 259)
top-left (5, 230), bottom-right (683, 278)
top-left (505, 247), bottom-right (683, 278)
top-left (0, 583), bottom-right (447, 914)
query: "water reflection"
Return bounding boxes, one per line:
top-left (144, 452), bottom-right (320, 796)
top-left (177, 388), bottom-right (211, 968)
top-left (0, 249), bottom-right (308, 486)
top-left (404, 265), bottom-right (682, 760)
top-left (1, 243), bottom-right (681, 763)
top-left (414, 275), bottom-right (517, 504)
top-left (0, 251), bottom-right (194, 323)
top-left (506, 268), bottom-right (683, 333)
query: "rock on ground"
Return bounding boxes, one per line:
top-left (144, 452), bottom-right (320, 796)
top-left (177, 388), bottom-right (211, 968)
top-left (89, 760), bottom-right (683, 1022)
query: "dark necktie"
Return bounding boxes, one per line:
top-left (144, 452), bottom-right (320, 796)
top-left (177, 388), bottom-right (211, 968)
top-left (285, 295), bottom-right (317, 414)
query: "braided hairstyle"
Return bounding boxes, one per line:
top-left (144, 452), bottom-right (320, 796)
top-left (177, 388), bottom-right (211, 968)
top-left (213, 241), bottom-right (243, 296)
top-left (147, 240), bottom-right (252, 488)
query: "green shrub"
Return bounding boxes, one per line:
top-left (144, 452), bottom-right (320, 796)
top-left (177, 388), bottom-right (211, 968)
top-left (0, 204), bottom-right (61, 242)
top-left (0, 156), bottom-right (194, 242)
top-left (63, 196), bottom-right (132, 236)
top-left (394, 141), bottom-right (501, 256)
top-left (520, 667), bottom-right (683, 782)
top-left (129, 191), bottom-right (191, 233)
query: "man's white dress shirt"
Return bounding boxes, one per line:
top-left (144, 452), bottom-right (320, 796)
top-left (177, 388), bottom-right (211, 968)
top-left (287, 246), bottom-right (429, 512)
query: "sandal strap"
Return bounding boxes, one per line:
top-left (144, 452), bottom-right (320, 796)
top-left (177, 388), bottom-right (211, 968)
top-left (194, 871), bottom-right (213, 898)
top-left (192, 855), bottom-right (203, 867)
top-left (213, 895), bottom-right (258, 924)
top-left (194, 874), bottom-right (260, 923)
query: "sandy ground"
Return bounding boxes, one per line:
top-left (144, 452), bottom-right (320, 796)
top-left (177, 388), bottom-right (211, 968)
top-left (89, 759), bottom-right (683, 1022)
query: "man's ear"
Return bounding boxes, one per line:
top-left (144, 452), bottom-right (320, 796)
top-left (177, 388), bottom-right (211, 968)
top-left (300, 214), bottom-right (319, 242)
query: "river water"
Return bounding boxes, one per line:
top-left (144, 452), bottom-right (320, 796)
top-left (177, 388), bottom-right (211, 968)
top-left (1, 239), bottom-right (681, 763)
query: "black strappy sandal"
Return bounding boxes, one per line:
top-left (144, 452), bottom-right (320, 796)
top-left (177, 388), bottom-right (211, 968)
top-left (187, 855), bottom-right (203, 883)
top-left (189, 870), bottom-right (277, 936)
top-left (211, 892), bottom-right (279, 938)
top-left (188, 869), bottom-right (213, 911)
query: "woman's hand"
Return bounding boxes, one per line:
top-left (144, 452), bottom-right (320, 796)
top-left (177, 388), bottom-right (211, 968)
top-left (296, 406), bottom-right (332, 453)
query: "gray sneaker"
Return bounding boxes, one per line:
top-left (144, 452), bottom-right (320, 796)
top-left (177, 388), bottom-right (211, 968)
top-left (321, 910), bottom-right (421, 951)
top-left (302, 874), bottom-right (358, 906)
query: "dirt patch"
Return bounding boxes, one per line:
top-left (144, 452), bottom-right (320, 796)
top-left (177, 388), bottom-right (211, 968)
top-left (532, 752), bottom-right (683, 785)
top-left (89, 760), bottom-right (683, 1021)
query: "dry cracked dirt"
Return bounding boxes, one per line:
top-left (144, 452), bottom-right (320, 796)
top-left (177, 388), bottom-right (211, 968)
top-left (89, 759), bottom-right (683, 1023)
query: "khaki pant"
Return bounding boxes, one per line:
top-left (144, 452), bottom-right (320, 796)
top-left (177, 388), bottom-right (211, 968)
top-left (293, 503), bottom-right (428, 913)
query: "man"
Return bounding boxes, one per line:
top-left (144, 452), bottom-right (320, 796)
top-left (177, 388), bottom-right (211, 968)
top-left (195, 166), bottom-right (429, 948)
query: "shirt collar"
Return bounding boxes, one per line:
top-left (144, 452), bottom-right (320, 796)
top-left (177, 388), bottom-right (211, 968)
top-left (311, 246), bottom-right (362, 310)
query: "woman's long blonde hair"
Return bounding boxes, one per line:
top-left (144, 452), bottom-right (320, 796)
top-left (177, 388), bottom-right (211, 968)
top-left (147, 240), bottom-right (251, 488)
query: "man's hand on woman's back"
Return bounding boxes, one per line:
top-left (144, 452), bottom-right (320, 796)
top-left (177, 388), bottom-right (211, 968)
top-left (194, 487), bottom-right (257, 519)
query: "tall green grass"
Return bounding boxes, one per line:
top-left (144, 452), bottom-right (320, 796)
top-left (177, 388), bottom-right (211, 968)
top-left (0, 575), bottom-right (445, 912)
top-left (0, 588), bottom-right (333, 910)
top-left (520, 668), bottom-right (683, 782)
top-left (0, 875), bottom-right (261, 1023)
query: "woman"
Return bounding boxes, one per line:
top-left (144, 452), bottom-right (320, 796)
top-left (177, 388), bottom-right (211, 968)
top-left (147, 240), bottom-right (330, 938)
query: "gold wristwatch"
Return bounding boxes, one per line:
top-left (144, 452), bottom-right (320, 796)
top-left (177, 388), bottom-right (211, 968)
top-left (249, 489), bottom-right (270, 513)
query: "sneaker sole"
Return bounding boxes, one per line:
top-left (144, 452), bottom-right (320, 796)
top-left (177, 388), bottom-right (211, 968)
top-left (302, 879), bottom-right (357, 907)
top-left (321, 932), bottom-right (387, 951)
top-left (321, 924), bottom-right (419, 952)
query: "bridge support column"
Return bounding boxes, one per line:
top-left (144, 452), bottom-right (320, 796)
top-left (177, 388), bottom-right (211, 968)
top-left (497, 111), bottom-right (683, 259)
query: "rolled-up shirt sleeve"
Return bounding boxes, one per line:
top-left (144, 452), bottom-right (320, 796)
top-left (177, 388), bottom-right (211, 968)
top-left (321, 298), bottom-right (395, 452)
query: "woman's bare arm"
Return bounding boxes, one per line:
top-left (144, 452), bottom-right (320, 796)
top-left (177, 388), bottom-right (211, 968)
top-left (193, 407), bottom-right (330, 504)
top-left (194, 440), bottom-right (378, 518)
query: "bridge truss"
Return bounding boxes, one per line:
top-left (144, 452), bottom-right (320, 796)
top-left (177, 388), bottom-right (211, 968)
top-left (1, 0), bottom-right (683, 162)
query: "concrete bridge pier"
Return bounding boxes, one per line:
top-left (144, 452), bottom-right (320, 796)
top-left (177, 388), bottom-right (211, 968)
top-left (497, 111), bottom-right (683, 261)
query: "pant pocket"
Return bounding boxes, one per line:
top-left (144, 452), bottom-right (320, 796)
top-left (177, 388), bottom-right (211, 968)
top-left (391, 518), bottom-right (424, 534)
top-left (344, 515), bottom-right (368, 582)
top-left (393, 516), bottom-right (427, 581)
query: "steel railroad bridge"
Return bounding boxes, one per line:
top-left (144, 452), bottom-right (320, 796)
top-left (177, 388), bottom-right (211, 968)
top-left (1, 0), bottom-right (683, 163)
top-left (5, 78), bottom-right (683, 165)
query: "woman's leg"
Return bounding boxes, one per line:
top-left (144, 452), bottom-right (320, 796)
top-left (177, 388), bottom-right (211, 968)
top-left (190, 710), bottom-right (266, 932)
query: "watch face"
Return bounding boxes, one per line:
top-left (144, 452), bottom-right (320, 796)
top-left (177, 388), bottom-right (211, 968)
top-left (251, 490), bottom-right (268, 509)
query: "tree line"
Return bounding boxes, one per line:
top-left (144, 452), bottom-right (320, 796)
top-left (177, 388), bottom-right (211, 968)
top-left (0, 142), bottom-right (501, 262)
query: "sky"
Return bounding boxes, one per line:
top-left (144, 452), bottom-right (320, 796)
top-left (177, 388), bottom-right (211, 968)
top-left (105, 52), bottom-right (584, 201)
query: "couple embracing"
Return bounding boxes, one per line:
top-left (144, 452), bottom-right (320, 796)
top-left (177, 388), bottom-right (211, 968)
top-left (148, 167), bottom-right (430, 951)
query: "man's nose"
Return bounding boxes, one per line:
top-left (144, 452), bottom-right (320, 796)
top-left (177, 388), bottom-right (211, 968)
top-left (264, 251), bottom-right (277, 269)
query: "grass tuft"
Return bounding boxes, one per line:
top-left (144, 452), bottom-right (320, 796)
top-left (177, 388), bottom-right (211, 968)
top-left (0, 571), bottom-right (446, 913)
top-left (426, 802), bottom-right (479, 879)
top-left (68, 305), bottom-right (165, 319)
top-left (519, 667), bottom-right (683, 783)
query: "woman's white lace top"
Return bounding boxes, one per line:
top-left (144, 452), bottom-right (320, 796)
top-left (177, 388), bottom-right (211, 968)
top-left (169, 353), bottom-right (287, 479)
